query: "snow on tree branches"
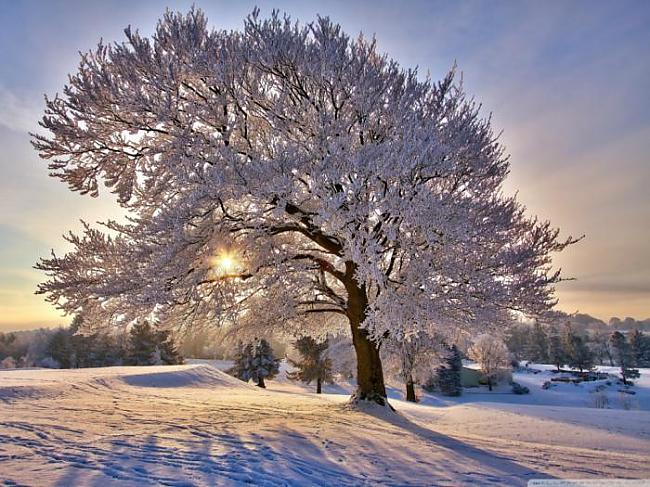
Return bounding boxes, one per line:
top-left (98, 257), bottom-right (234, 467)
top-left (33, 8), bottom-right (577, 405)
top-left (468, 334), bottom-right (509, 391)
top-left (228, 338), bottom-right (280, 388)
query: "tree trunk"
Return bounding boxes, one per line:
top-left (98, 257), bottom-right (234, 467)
top-left (344, 262), bottom-right (388, 406)
top-left (487, 377), bottom-right (493, 391)
top-left (405, 376), bottom-right (416, 402)
top-left (317, 378), bottom-right (322, 394)
top-left (257, 377), bottom-right (266, 388)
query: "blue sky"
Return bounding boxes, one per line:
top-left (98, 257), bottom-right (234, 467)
top-left (1, 0), bottom-right (649, 330)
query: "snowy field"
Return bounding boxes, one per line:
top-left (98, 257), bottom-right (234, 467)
top-left (1, 363), bottom-right (649, 486)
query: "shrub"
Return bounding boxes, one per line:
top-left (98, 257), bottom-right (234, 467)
top-left (511, 382), bottom-right (529, 395)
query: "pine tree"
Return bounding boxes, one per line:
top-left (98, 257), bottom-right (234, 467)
top-left (47, 328), bottom-right (73, 368)
top-left (126, 322), bottom-right (182, 365)
top-left (435, 345), bottom-right (463, 396)
top-left (562, 325), bottom-right (594, 372)
top-left (250, 339), bottom-right (280, 388)
top-left (228, 341), bottom-right (254, 382)
top-left (629, 330), bottom-right (650, 367)
top-left (127, 321), bottom-right (158, 365)
top-left (287, 336), bottom-right (333, 393)
top-left (228, 339), bottom-right (280, 388)
top-left (504, 325), bottom-right (529, 361)
top-left (610, 331), bottom-right (640, 385)
top-left (155, 328), bottom-right (184, 365)
top-left (528, 322), bottom-right (549, 363)
top-left (548, 332), bottom-right (565, 371)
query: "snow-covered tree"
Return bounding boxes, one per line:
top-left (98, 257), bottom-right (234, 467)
top-left (384, 331), bottom-right (438, 402)
top-left (610, 331), bottom-right (640, 385)
top-left (433, 344), bottom-right (463, 396)
top-left (33, 8), bottom-right (576, 405)
top-left (126, 321), bottom-right (181, 366)
top-left (229, 338), bottom-right (280, 388)
top-left (287, 336), bottom-right (333, 393)
top-left (468, 334), bottom-right (508, 390)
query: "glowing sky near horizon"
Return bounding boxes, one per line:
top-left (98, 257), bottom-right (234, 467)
top-left (1, 0), bottom-right (649, 331)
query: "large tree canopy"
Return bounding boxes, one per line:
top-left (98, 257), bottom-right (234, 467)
top-left (34, 9), bottom-right (576, 404)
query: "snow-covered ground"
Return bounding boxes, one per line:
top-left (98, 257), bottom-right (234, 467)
top-left (1, 363), bottom-right (649, 486)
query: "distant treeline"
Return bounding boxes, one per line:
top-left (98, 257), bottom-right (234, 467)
top-left (0, 318), bottom-right (182, 369)
top-left (564, 313), bottom-right (650, 333)
top-left (506, 321), bottom-right (650, 369)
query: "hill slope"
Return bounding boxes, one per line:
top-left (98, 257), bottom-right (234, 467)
top-left (1, 364), bottom-right (649, 486)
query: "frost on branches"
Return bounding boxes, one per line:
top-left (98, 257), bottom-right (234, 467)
top-left (33, 9), bottom-right (576, 405)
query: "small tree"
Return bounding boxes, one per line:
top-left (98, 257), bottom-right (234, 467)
top-left (468, 334), bottom-right (509, 391)
top-left (434, 345), bottom-right (463, 396)
top-left (504, 325), bottom-right (529, 362)
top-left (155, 328), bottom-right (184, 365)
top-left (629, 330), bottom-right (650, 367)
top-left (287, 336), bottom-right (333, 393)
top-left (128, 321), bottom-right (158, 365)
top-left (591, 330), bottom-right (615, 366)
top-left (528, 322), bottom-right (549, 363)
top-left (384, 331), bottom-right (437, 402)
top-left (547, 332), bottom-right (565, 371)
top-left (610, 331), bottom-right (640, 385)
top-left (229, 339), bottom-right (279, 388)
top-left (563, 325), bottom-right (594, 372)
top-left (47, 328), bottom-right (73, 368)
top-left (228, 341), bottom-right (255, 382)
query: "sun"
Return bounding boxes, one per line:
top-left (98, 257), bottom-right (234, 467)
top-left (212, 250), bottom-right (241, 276)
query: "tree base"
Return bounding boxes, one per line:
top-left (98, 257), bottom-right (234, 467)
top-left (348, 391), bottom-right (395, 411)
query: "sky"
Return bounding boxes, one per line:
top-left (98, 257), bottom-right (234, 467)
top-left (0, 0), bottom-right (649, 331)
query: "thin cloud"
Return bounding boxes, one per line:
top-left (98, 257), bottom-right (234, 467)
top-left (0, 85), bottom-right (43, 134)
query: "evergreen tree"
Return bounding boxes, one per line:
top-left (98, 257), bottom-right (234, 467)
top-left (287, 336), bottom-right (333, 393)
top-left (610, 331), bottom-right (640, 385)
top-left (229, 339), bottom-right (280, 388)
top-left (562, 325), bottom-right (594, 372)
top-left (47, 328), bottom-right (74, 368)
top-left (548, 332), bottom-right (565, 371)
top-left (155, 328), bottom-right (184, 365)
top-left (504, 325), bottom-right (529, 361)
top-left (629, 330), bottom-right (650, 367)
top-left (228, 341), bottom-right (255, 382)
top-left (590, 330), bottom-right (615, 366)
top-left (434, 345), bottom-right (463, 396)
top-left (127, 321), bottom-right (182, 365)
top-left (528, 322), bottom-right (549, 363)
top-left (127, 321), bottom-right (158, 365)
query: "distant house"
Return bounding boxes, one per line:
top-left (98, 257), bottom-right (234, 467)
top-left (461, 367), bottom-right (481, 387)
top-left (461, 366), bottom-right (512, 387)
